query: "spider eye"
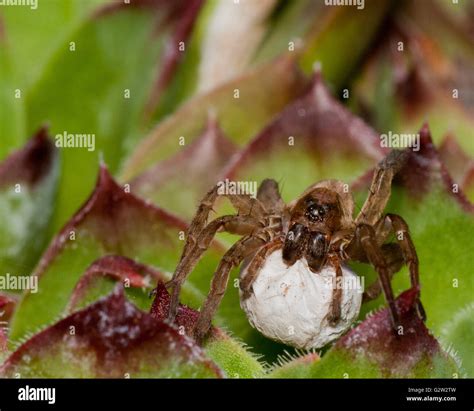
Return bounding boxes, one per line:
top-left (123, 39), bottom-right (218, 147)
top-left (305, 203), bottom-right (327, 222)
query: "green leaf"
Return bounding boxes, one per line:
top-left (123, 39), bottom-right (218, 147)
top-left (351, 6), bottom-right (474, 156)
top-left (270, 289), bottom-right (460, 378)
top-left (298, 0), bottom-right (392, 88)
top-left (121, 53), bottom-right (308, 181)
top-left (0, 0), bottom-right (108, 87)
top-left (1, 287), bottom-right (222, 378)
top-left (151, 282), bottom-right (265, 378)
top-left (65, 255), bottom-right (165, 313)
top-left (267, 352), bottom-right (320, 379)
top-left (130, 116), bottom-right (238, 219)
top-left (352, 125), bottom-right (474, 376)
top-left (0, 32), bottom-right (25, 158)
top-left (25, 4), bottom-right (192, 231)
top-left (221, 72), bottom-right (384, 204)
top-left (440, 304), bottom-right (474, 377)
top-left (8, 166), bottom-right (222, 344)
top-left (0, 129), bottom-right (59, 279)
top-left (253, 0), bottom-right (326, 64)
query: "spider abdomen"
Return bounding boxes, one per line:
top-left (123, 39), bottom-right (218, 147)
top-left (240, 249), bottom-right (363, 349)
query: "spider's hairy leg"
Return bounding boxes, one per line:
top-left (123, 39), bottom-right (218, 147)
top-left (179, 184), bottom-right (265, 259)
top-left (240, 238), bottom-right (283, 300)
top-left (181, 185), bottom-right (219, 257)
top-left (362, 243), bottom-right (404, 302)
top-left (355, 224), bottom-right (400, 328)
top-left (327, 254), bottom-right (343, 325)
top-left (385, 213), bottom-right (426, 320)
top-left (166, 181), bottom-right (267, 322)
top-left (356, 149), bottom-right (409, 226)
top-left (194, 236), bottom-right (265, 343)
top-left (167, 214), bottom-right (257, 322)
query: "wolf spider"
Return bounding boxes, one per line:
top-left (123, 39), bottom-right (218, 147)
top-left (165, 149), bottom-right (426, 343)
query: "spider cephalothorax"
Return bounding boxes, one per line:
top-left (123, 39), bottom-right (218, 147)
top-left (165, 149), bottom-right (426, 346)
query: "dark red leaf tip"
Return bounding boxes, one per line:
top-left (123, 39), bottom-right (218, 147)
top-left (0, 126), bottom-right (56, 188)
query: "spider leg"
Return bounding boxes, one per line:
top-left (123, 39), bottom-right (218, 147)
top-left (166, 180), bottom-right (268, 322)
top-left (194, 236), bottom-right (265, 343)
top-left (240, 238), bottom-right (284, 300)
top-left (385, 213), bottom-right (426, 320)
top-left (180, 185), bottom-right (219, 258)
top-left (356, 149), bottom-right (409, 226)
top-left (356, 224), bottom-right (400, 328)
top-left (362, 243), bottom-right (404, 302)
top-left (327, 254), bottom-right (343, 325)
top-left (180, 184), bottom-right (266, 259)
top-left (168, 215), bottom-right (257, 322)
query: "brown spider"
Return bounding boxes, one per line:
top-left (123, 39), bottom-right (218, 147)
top-left (166, 149), bottom-right (426, 343)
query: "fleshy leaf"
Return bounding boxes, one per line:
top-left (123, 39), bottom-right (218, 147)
top-left (351, 6), bottom-right (474, 156)
top-left (270, 289), bottom-right (459, 378)
top-left (0, 24), bottom-right (25, 158)
top-left (0, 128), bottom-right (58, 278)
top-left (130, 115), bottom-right (238, 218)
top-left (1, 286), bottom-right (222, 378)
top-left (222, 72), bottom-right (385, 203)
top-left (0, 0), bottom-right (109, 86)
top-left (156, 72), bottom-right (388, 357)
top-left (25, 1), bottom-right (200, 231)
top-left (121, 53), bottom-right (308, 180)
top-left (67, 255), bottom-right (165, 313)
top-left (351, 125), bottom-right (474, 375)
top-left (298, 0), bottom-right (392, 87)
top-left (151, 282), bottom-right (265, 378)
top-left (440, 304), bottom-right (474, 377)
top-left (0, 292), bottom-right (17, 324)
top-left (8, 166), bottom-right (223, 344)
top-left (268, 352), bottom-right (320, 379)
top-left (0, 292), bottom-right (16, 361)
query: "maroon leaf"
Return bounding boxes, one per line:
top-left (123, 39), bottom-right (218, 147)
top-left (9, 165), bottom-right (225, 343)
top-left (226, 71), bottom-right (384, 173)
top-left (0, 126), bottom-right (55, 188)
top-left (130, 115), bottom-right (238, 217)
top-left (0, 293), bottom-right (17, 324)
top-left (338, 288), bottom-right (448, 376)
top-left (220, 72), bottom-right (385, 202)
top-left (67, 255), bottom-right (165, 313)
top-left (36, 164), bottom-right (189, 276)
top-left (0, 328), bottom-right (6, 353)
top-left (1, 286), bottom-right (222, 378)
top-left (352, 123), bottom-right (474, 213)
top-left (0, 127), bottom-right (59, 277)
top-left (150, 281), bottom-right (223, 339)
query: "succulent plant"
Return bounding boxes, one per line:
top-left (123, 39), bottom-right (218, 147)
top-left (0, 0), bottom-right (472, 378)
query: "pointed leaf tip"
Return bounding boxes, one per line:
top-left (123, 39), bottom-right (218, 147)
top-left (0, 127), bottom-right (56, 187)
top-left (2, 286), bottom-right (222, 378)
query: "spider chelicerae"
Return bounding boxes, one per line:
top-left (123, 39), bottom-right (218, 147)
top-left (165, 149), bottom-right (426, 344)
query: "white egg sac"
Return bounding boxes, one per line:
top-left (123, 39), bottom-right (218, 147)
top-left (240, 249), bottom-right (363, 350)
